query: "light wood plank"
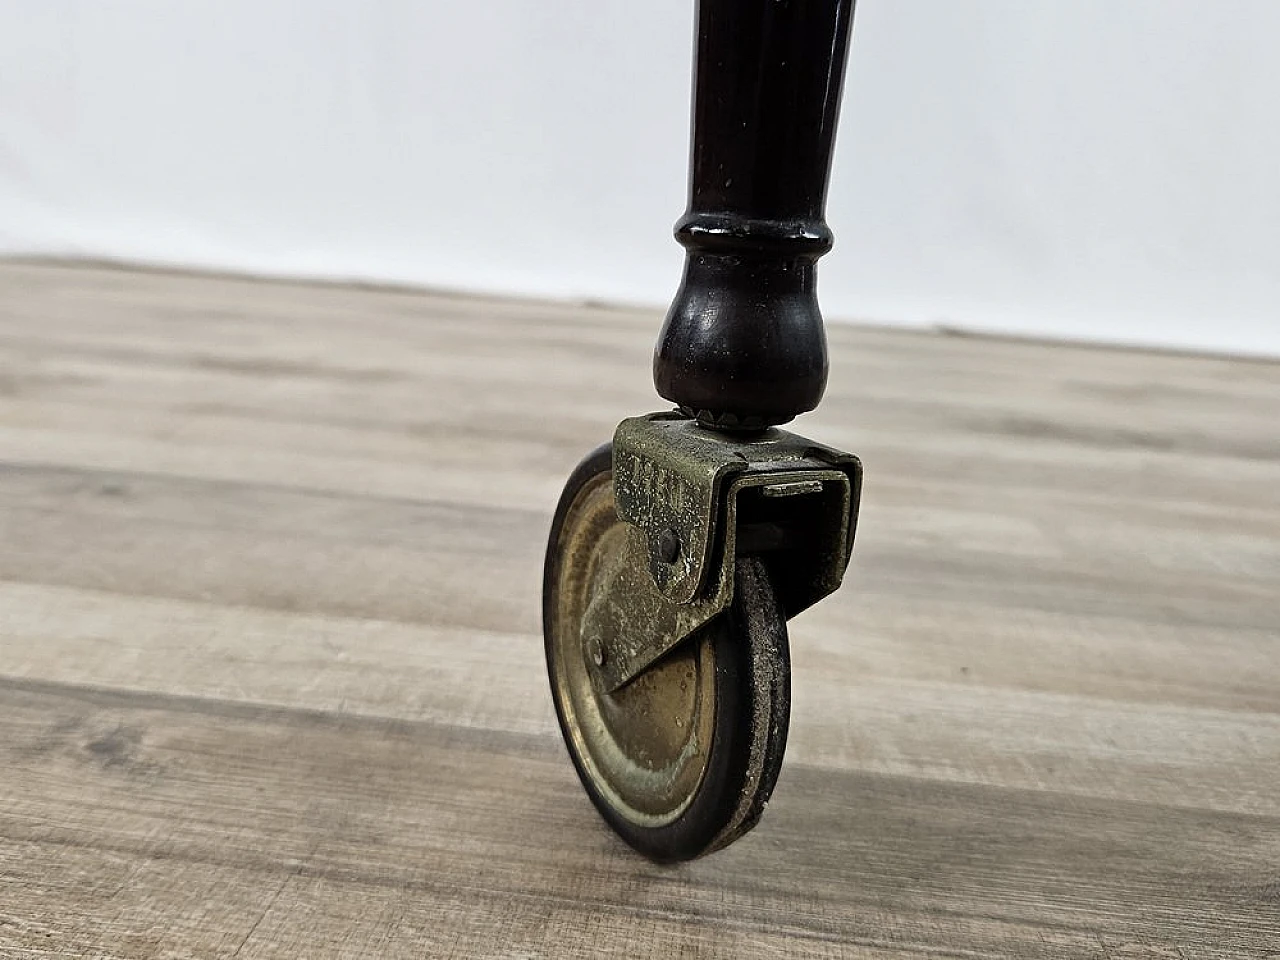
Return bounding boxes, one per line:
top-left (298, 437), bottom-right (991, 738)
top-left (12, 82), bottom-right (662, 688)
top-left (2, 678), bottom-right (1276, 959)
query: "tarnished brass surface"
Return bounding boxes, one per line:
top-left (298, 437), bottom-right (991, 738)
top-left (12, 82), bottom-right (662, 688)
top-left (547, 469), bottom-right (720, 826)
top-left (580, 524), bottom-right (721, 694)
top-left (600, 413), bottom-right (862, 691)
top-left (613, 413), bottom-right (861, 605)
top-left (586, 467), bottom-right (844, 692)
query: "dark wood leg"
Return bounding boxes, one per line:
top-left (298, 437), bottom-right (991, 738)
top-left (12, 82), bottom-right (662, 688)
top-left (654, 0), bottom-right (856, 429)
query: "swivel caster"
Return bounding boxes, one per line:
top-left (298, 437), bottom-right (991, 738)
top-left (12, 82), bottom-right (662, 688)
top-left (545, 417), bottom-right (861, 861)
top-left (544, 0), bottom-right (860, 861)
top-left (543, 443), bottom-right (791, 862)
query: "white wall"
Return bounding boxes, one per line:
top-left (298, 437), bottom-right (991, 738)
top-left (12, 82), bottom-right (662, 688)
top-left (2, 0), bottom-right (1278, 356)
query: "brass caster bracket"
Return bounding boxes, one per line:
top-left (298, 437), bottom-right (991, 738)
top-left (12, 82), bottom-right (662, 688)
top-left (581, 412), bottom-right (862, 692)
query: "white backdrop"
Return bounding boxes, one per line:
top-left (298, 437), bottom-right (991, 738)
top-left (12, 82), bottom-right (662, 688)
top-left (2, 0), bottom-right (1278, 356)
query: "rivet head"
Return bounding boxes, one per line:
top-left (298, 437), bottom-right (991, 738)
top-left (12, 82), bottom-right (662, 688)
top-left (587, 636), bottom-right (605, 668)
top-left (658, 528), bottom-right (682, 564)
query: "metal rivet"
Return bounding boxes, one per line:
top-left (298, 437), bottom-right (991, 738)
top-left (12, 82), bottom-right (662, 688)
top-left (658, 528), bottom-right (681, 564)
top-left (587, 636), bottom-right (605, 668)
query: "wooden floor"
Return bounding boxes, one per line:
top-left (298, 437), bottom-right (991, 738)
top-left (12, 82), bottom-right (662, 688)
top-left (1, 262), bottom-right (1277, 959)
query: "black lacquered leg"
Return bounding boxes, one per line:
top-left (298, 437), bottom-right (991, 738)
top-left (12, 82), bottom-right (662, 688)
top-left (654, 0), bottom-right (856, 429)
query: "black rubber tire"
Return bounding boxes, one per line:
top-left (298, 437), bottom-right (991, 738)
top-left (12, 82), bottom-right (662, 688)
top-left (543, 444), bottom-right (791, 862)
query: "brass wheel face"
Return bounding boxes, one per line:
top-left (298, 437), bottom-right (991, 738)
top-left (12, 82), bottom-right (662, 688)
top-left (548, 470), bottom-right (719, 826)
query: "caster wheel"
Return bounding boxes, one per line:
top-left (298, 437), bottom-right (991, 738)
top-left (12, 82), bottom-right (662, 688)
top-left (544, 444), bottom-right (791, 862)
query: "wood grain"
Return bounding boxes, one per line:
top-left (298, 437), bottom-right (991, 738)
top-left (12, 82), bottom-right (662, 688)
top-left (1, 262), bottom-right (1277, 958)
